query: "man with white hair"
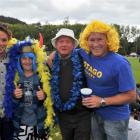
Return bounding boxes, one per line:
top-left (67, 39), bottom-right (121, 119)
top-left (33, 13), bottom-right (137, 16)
top-left (50, 28), bottom-right (91, 140)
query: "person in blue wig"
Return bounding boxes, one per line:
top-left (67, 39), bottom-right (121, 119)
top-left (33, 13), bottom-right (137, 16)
top-left (12, 45), bottom-right (48, 140)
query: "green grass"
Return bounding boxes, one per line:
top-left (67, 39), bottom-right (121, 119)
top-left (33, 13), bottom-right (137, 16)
top-left (49, 125), bottom-right (62, 140)
top-left (126, 57), bottom-right (140, 84)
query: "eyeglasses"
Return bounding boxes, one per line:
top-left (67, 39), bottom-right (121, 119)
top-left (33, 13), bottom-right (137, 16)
top-left (0, 38), bottom-right (8, 42)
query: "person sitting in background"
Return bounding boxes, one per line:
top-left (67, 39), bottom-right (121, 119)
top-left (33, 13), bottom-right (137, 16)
top-left (128, 101), bottom-right (140, 140)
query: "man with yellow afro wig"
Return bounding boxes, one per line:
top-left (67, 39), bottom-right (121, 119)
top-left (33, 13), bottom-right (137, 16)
top-left (79, 20), bottom-right (136, 140)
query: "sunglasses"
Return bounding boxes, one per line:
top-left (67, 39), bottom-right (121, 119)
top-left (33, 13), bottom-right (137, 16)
top-left (0, 38), bottom-right (8, 42)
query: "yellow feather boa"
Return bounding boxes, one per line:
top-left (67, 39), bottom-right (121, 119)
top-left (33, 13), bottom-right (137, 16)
top-left (32, 40), bottom-right (54, 128)
top-left (7, 38), bottom-right (18, 49)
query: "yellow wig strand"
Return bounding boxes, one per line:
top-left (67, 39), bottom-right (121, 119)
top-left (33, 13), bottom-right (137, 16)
top-left (79, 20), bottom-right (120, 53)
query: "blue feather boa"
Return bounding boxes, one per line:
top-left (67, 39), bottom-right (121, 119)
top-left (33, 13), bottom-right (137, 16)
top-left (4, 40), bottom-right (32, 118)
top-left (51, 49), bottom-right (84, 111)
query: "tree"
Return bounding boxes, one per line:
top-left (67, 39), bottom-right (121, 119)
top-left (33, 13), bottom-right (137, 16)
top-left (63, 17), bottom-right (70, 27)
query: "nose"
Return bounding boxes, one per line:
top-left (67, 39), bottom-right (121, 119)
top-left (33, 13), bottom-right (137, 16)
top-left (92, 41), bottom-right (99, 47)
top-left (61, 42), bottom-right (67, 47)
top-left (24, 57), bottom-right (31, 63)
top-left (27, 58), bottom-right (32, 62)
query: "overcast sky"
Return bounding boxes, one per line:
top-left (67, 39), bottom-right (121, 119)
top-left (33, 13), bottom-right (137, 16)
top-left (0, 0), bottom-right (140, 26)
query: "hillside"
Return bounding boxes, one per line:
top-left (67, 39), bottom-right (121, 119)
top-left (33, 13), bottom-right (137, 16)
top-left (0, 15), bottom-right (26, 25)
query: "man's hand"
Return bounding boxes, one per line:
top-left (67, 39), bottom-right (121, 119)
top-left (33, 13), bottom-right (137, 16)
top-left (82, 95), bottom-right (102, 108)
top-left (36, 86), bottom-right (45, 101)
top-left (14, 84), bottom-right (23, 99)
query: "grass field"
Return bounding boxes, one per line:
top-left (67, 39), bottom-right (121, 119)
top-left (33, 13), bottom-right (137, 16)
top-left (49, 126), bottom-right (62, 140)
top-left (126, 57), bottom-right (140, 84)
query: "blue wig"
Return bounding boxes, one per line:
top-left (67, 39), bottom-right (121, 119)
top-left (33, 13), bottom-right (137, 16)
top-left (17, 52), bottom-right (37, 75)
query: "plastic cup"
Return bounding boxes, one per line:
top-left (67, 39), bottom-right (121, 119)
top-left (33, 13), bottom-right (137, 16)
top-left (80, 88), bottom-right (92, 98)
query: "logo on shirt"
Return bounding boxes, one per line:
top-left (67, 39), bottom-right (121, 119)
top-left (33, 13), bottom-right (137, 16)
top-left (23, 81), bottom-right (33, 106)
top-left (84, 61), bottom-right (102, 78)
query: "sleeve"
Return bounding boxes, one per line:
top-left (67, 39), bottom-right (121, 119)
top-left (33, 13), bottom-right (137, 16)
top-left (116, 60), bottom-right (136, 92)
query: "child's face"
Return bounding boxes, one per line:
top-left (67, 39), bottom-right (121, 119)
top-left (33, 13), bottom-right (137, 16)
top-left (20, 57), bottom-right (33, 72)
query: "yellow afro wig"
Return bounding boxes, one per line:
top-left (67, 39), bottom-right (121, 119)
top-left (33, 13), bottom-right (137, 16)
top-left (79, 20), bottom-right (120, 53)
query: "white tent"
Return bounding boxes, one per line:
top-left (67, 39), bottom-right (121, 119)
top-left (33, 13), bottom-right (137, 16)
top-left (129, 52), bottom-right (138, 57)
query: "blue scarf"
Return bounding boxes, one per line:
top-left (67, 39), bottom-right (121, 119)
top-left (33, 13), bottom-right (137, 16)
top-left (51, 49), bottom-right (84, 111)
